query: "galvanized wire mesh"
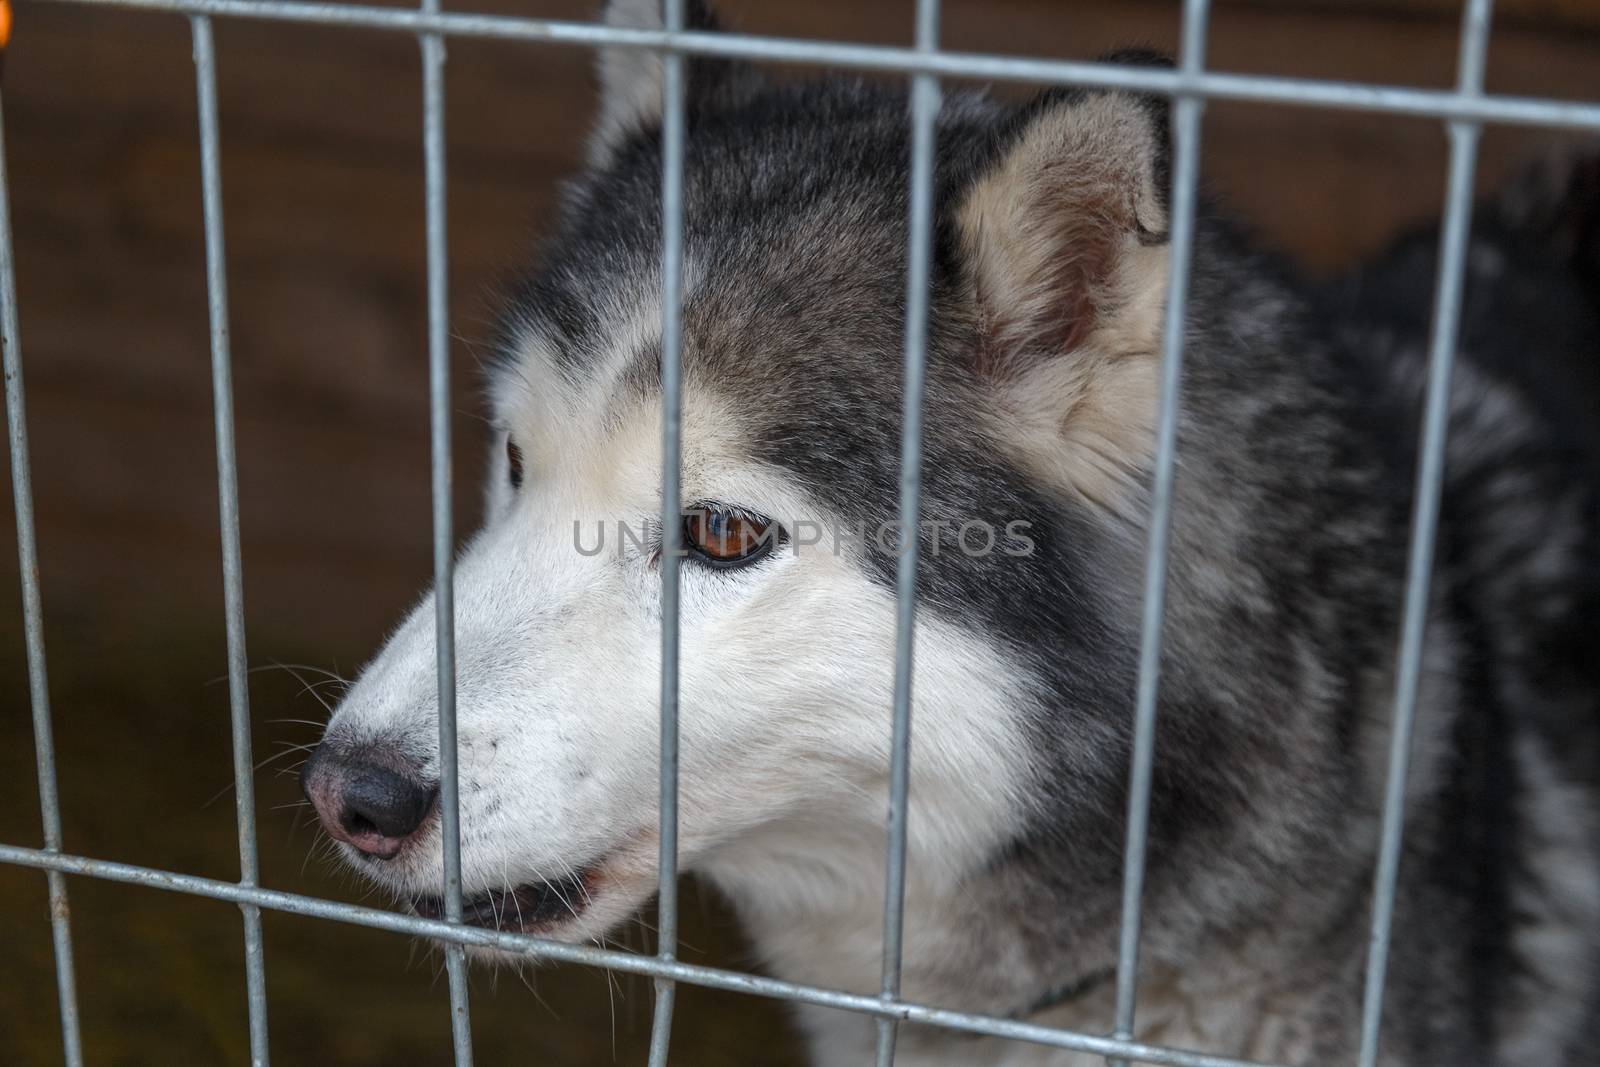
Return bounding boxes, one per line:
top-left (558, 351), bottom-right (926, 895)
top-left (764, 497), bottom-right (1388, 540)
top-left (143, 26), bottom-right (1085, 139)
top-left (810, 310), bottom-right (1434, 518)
top-left (4, 0), bottom-right (1597, 1064)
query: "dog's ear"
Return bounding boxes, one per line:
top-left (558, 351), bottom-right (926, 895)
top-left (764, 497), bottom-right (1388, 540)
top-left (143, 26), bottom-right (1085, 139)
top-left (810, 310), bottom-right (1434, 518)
top-left (590, 0), bottom-right (743, 165)
top-left (957, 62), bottom-right (1175, 511)
top-left (959, 75), bottom-right (1172, 378)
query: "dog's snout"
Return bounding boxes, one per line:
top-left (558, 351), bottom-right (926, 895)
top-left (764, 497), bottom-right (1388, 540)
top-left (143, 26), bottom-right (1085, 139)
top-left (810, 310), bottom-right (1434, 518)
top-left (301, 744), bottom-right (438, 860)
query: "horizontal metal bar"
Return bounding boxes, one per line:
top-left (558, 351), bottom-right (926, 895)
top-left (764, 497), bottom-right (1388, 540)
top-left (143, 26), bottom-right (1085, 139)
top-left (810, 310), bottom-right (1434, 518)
top-left (0, 842), bottom-right (1285, 1067)
top-left (30, 0), bottom-right (1600, 131)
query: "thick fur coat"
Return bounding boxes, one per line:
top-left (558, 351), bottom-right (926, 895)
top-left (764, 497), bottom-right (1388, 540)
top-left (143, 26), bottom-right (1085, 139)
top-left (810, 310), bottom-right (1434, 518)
top-left (303, 3), bottom-right (1600, 1063)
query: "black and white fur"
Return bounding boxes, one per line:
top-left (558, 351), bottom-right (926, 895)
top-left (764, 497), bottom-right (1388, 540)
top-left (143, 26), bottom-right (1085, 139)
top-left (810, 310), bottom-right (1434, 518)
top-left (303, 2), bottom-right (1600, 1062)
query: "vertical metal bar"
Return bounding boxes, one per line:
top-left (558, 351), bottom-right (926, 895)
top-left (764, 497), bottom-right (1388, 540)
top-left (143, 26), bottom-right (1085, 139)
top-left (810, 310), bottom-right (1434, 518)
top-left (0, 79), bottom-right (86, 1067)
top-left (873, 3), bottom-right (941, 1064)
top-left (190, 18), bottom-right (271, 1065)
top-left (419, 0), bottom-right (474, 1058)
top-left (1356, 4), bottom-right (1491, 1065)
top-left (1109, 4), bottom-right (1210, 1063)
top-left (646, 2), bottom-right (688, 1064)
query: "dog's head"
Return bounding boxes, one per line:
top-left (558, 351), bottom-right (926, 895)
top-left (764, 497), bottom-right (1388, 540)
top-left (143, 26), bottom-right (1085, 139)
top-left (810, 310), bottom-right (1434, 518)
top-left (305, 0), bottom-right (1178, 950)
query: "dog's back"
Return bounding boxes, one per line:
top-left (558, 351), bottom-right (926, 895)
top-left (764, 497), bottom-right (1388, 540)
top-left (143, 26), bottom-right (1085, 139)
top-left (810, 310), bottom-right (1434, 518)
top-left (1322, 150), bottom-right (1600, 1063)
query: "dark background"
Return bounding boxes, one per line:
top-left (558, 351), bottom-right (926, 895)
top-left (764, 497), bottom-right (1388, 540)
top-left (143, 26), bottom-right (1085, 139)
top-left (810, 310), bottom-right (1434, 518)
top-left (1, 0), bottom-right (1597, 1063)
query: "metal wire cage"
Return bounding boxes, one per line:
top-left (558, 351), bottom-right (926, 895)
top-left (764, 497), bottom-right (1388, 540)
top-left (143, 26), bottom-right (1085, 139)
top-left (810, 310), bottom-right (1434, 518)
top-left (3, 1), bottom-right (1598, 1065)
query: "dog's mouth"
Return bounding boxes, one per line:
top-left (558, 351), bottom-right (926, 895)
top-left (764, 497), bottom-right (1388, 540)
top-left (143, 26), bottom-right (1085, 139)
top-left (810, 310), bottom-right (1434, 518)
top-left (411, 870), bottom-right (591, 934)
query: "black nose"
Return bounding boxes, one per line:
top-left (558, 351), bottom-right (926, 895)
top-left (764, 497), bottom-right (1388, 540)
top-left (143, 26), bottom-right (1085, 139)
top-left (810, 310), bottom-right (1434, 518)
top-left (301, 744), bottom-right (438, 860)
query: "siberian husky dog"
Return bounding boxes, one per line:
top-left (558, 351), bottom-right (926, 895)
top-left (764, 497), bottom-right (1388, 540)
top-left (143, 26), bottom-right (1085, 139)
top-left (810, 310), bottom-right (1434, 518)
top-left (301, 1), bottom-right (1600, 1062)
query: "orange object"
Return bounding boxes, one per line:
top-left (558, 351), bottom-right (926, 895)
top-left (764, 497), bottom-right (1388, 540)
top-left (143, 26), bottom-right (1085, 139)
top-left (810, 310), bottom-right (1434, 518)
top-left (0, 0), bottom-right (10, 53)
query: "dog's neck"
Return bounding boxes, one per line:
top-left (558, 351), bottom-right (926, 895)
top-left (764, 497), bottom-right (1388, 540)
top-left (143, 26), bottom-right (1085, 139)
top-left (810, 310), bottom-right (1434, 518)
top-left (697, 817), bottom-right (1113, 1021)
top-left (698, 824), bottom-right (1326, 1065)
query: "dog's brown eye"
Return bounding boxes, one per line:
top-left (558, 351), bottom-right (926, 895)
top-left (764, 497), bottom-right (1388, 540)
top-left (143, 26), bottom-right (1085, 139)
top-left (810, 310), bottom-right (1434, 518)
top-left (506, 437), bottom-right (524, 489)
top-left (683, 507), bottom-right (777, 567)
